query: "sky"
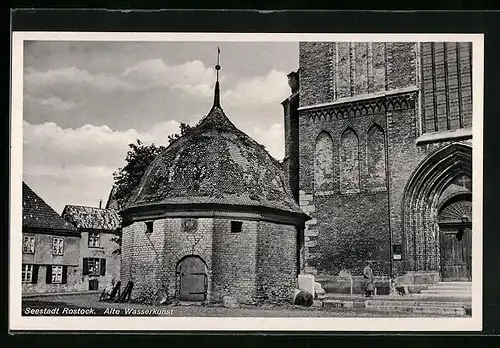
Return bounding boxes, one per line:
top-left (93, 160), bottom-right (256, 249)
top-left (22, 41), bottom-right (299, 213)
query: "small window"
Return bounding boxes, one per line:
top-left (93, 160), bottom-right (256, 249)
top-left (88, 258), bottom-right (101, 276)
top-left (88, 232), bottom-right (100, 248)
top-left (22, 264), bottom-right (34, 283)
top-left (23, 236), bottom-right (35, 254)
top-left (51, 265), bottom-right (63, 284)
top-left (145, 221), bottom-right (153, 234)
top-left (52, 237), bottom-right (64, 256)
top-left (83, 257), bottom-right (106, 276)
top-left (231, 221), bottom-right (242, 233)
top-left (89, 279), bottom-right (99, 291)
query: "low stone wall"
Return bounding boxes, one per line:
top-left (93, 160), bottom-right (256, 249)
top-left (316, 275), bottom-right (391, 295)
top-left (395, 271), bottom-right (441, 285)
top-left (316, 271), bottom-right (439, 295)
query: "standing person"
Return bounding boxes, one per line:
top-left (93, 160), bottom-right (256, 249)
top-left (363, 260), bottom-right (375, 297)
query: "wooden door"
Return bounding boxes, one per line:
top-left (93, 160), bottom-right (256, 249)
top-left (440, 225), bottom-right (472, 281)
top-left (178, 257), bottom-right (207, 301)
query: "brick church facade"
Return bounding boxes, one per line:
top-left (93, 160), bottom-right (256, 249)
top-left (282, 42), bottom-right (473, 282)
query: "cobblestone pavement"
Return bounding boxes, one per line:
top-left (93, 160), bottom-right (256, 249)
top-left (22, 294), bottom-right (459, 317)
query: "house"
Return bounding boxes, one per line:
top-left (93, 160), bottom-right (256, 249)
top-left (61, 205), bottom-right (121, 291)
top-left (22, 182), bottom-right (81, 294)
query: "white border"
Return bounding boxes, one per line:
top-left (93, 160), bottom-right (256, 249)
top-left (10, 32), bottom-right (484, 332)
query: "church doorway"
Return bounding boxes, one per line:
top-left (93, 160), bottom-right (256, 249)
top-left (177, 255), bottom-right (208, 302)
top-left (402, 142), bottom-right (472, 277)
top-left (438, 194), bottom-right (472, 281)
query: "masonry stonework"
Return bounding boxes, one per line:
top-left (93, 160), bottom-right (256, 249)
top-left (289, 41), bottom-right (473, 280)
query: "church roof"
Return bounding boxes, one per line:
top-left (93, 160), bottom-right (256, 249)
top-left (22, 182), bottom-right (78, 233)
top-left (62, 205), bottom-right (122, 232)
top-left (124, 81), bottom-right (304, 217)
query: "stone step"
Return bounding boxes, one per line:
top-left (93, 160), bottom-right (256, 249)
top-left (419, 290), bottom-right (471, 297)
top-left (434, 282), bottom-right (472, 287)
top-left (427, 286), bottom-right (472, 291)
top-left (365, 304), bottom-right (467, 316)
top-left (366, 300), bottom-right (470, 308)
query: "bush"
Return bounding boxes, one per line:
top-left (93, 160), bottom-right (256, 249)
top-left (294, 290), bottom-right (313, 307)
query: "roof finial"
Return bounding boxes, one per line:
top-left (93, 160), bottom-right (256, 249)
top-left (213, 47), bottom-right (221, 107)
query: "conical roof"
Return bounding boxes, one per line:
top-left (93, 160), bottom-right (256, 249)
top-left (124, 104), bottom-right (304, 216)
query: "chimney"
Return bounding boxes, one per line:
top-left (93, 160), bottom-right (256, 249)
top-left (99, 199), bottom-right (102, 209)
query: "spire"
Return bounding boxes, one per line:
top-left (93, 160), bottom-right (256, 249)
top-left (213, 47), bottom-right (221, 107)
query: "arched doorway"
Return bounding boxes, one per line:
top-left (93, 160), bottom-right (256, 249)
top-left (438, 193), bottom-right (472, 281)
top-left (176, 255), bottom-right (208, 301)
top-left (402, 142), bottom-right (472, 276)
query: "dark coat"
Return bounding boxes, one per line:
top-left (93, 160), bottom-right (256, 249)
top-left (363, 265), bottom-right (375, 291)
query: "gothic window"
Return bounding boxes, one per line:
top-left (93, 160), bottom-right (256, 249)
top-left (314, 131), bottom-right (334, 192)
top-left (366, 124), bottom-right (387, 190)
top-left (340, 127), bottom-right (360, 193)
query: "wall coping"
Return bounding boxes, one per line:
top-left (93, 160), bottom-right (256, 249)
top-left (416, 128), bottom-right (472, 145)
top-left (297, 86), bottom-right (419, 111)
top-left (121, 203), bottom-right (310, 227)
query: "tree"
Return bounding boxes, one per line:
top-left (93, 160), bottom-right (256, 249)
top-left (109, 123), bottom-right (192, 255)
top-left (111, 122), bottom-right (193, 210)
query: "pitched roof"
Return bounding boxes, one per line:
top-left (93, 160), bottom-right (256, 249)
top-left (61, 205), bottom-right (122, 231)
top-left (105, 186), bottom-right (120, 210)
top-left (124, 103), bottom-right (305, 216)
top-left (22, 182), bottom-right (78, 233)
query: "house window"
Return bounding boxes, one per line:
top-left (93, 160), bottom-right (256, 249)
top-left (52, 237), bottom-right (64, 256)
top-left (88, 232), bottom-right (100, 248)
top-left (83, 257), bottom-right (106, 276)
top-left (23, 236), bottom-right (35, 254)
top-left (22, 264), bottom-right (34, 283)
top-left (45, 265), bottom-right (67, 284)
top-left (231, 221), bottom-right (242, 233)
top-left (51, 265), bottom-right (63, 284)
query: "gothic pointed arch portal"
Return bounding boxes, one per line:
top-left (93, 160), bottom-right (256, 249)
top-left (402, 142), bottom-right (472, 279)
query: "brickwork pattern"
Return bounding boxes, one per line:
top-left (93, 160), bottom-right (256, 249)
top-left (296, 41), bottom-right (472, 278)
top-left (211, 219), bottom-right (258, 303)
top-left (299, 42), bottom-right (418, 109)
top-left (340, 127), bottom-right (360, 193)
top-left (121, 218), bottom-right (213, 300)
top-left (256, 221), bottom-right (297, 302)
top-left (421, 42), bottom-right (473, 133)
top-left (299, 42), bottom-right (334, 106)
top-left (314, 131), bottom-right (334, 192)
top-left (366, 124), bottom-right (387, 190)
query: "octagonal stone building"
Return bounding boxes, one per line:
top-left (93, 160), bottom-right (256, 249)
top-left (119, 79), bottom-right (309, 304)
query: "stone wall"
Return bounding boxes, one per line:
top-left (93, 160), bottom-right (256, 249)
top-left (256, 221), bottom-right (297, 302)
top-left (299, 42), bottom-right (418, 107)
top-left (295, 41), bottom-right (473, 277)
top-left (420, 42), bottom-right (473, 133)
top-left (121, 218), bottom-right (213, 300)
top-left (211, 219), bottom-right (258, 303)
